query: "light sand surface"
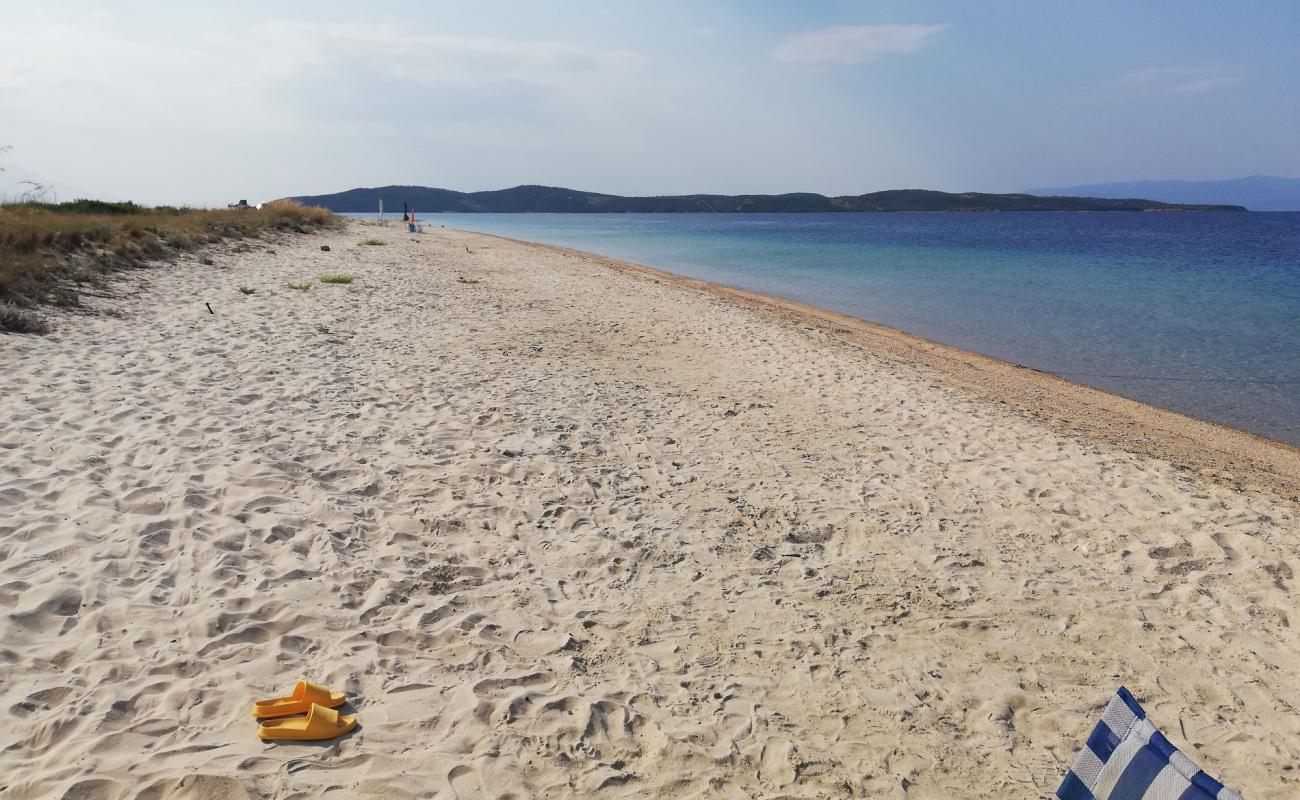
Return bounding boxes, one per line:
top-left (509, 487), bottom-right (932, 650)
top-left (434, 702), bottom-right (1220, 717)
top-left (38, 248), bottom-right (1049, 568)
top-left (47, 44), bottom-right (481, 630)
top-left (2, 220), bottom-right (1299, 799)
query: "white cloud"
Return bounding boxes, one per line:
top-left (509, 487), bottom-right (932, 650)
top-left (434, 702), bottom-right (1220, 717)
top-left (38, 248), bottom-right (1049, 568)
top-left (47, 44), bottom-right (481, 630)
top-left (1088, 66), bottom-right (1238, 100)
top-left (0, 13), bottom-right (666, 203)
top-left (774, 24), bottom-right (947, 65)
top-left (0, 17), bottom-right (657, 130)
top-left (252, 21), bottom-right (652, 99)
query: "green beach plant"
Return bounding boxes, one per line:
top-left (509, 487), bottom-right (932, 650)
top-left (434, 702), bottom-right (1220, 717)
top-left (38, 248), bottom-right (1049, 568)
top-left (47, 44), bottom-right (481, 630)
top-left (0, 300), bottom-right (49, 334)
top-left (47, 286), bottom-right (80, 307)
top-left (238, 286), bottom-right (256, 295)
top-left (319, 273), bottom-right (354, 284)
top-left (161, 230), bottom-right (196, 250)
top-left (287, 280), bottom-right (312, 290)
top-left (359, 238), bottom-right (386, 246)
top-left (314, 323), bottom-right (331, 333)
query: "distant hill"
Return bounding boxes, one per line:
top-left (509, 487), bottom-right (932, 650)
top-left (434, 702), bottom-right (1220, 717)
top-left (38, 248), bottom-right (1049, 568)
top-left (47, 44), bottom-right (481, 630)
top-left (1028, 176), bottom-right (1300, 212)
top-left (288, 185), bottom-right (1245, 214)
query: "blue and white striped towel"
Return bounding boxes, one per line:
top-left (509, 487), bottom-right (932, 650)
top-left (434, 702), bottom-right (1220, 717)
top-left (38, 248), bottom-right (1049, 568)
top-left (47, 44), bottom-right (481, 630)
top-left (1057, 687), bottom-right (1241, 800)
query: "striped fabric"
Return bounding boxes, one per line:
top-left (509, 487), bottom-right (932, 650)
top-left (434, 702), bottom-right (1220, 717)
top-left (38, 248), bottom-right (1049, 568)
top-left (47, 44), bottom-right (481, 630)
top-left (1057, 687), bottom-right (1242, 800)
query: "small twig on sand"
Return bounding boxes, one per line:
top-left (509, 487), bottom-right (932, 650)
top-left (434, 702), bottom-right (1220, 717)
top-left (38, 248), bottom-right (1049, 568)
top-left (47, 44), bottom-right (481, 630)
top-left (205, 302), bottom-right (214, 315)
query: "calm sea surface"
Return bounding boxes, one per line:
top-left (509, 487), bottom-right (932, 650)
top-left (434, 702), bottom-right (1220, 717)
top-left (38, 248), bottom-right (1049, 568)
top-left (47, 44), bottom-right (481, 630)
top-left (353, 212), bottom-right (1300, 446)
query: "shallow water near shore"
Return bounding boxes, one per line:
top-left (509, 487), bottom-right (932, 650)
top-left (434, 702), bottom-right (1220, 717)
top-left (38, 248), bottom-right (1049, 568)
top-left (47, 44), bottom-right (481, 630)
top-left (354, 211), bottom-right (1300, 446)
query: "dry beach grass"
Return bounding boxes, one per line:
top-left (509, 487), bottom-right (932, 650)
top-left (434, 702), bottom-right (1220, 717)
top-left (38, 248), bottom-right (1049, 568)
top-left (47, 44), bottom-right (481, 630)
top-left (1, 220), bottom-right (1298, 799)
top-left (0, 199), bottom-right (335, 331)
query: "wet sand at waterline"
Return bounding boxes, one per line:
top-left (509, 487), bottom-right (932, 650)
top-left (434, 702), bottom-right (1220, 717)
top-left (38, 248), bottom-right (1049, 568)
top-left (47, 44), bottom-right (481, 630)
top-left (2, 220), bottom-right (1298, 799)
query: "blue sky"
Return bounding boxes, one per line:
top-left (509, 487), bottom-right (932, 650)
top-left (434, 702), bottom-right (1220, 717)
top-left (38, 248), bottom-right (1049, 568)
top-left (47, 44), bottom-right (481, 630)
top-left (2, 1), bottom-right (1298, 204)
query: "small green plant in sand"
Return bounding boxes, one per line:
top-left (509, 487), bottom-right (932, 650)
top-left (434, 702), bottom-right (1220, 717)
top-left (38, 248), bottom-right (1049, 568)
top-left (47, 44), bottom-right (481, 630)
top-left (47, 286), bottom-right (80, 307)
top-left (319, 273), bottom-right (354, 284)
top-left (162, 230), bottom-right (195, 250)
top-left (286, 280), bottom-right (312, 291)
top-left (359, 238), bottom-right (386, 246)
top-left (456, 276), bottom-right (480, 284)
top-left (200, 256), bottom-right (215, 266)
top-left (238, 286), bottom-right (256, 295)
top-left (0, 301), bottom-right (49, 334)
top-left (314, 323), bottom-right (331, 334)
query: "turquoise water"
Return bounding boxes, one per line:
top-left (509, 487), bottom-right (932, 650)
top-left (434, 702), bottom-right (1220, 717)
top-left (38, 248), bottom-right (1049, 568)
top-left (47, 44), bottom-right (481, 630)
top-left (355, 212), bottom-right (1300, 446)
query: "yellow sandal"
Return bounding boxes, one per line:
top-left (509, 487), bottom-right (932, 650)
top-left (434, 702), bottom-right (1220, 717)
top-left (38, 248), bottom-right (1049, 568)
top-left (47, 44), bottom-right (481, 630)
top-left (251, 680), bottom-right (345, 719)
top-left (258, 702), bottom-right (356, 741)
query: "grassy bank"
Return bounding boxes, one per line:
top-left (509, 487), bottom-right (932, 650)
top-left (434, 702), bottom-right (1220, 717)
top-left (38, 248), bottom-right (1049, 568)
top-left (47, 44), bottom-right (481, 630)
top-left (0, 199), bottom-right (337, 332)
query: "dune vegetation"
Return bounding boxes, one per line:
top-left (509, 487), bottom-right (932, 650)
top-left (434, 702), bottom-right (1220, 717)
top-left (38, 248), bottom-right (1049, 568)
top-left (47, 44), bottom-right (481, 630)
top-left (0, 199), bottom-right (336, 332)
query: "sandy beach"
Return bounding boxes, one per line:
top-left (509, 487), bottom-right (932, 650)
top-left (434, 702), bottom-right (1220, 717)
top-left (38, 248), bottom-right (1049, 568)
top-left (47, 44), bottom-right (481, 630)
top-left (3, 219), bottom-right (1299, 799)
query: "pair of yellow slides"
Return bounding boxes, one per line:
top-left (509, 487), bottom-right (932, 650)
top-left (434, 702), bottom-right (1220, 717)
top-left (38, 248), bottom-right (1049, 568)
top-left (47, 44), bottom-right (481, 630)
top-left (251, 680), bottom-right (357, 741)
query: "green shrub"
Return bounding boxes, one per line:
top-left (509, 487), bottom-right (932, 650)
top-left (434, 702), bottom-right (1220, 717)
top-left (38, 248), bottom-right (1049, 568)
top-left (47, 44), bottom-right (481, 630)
top-left (47, 286), bottom-right (80, 307)
top-left (46, 199), bottom-right (146, 215)
top-left (160, 229), bottom-right (195, 250)
top-left (0, 301), bottom-right (49, 333)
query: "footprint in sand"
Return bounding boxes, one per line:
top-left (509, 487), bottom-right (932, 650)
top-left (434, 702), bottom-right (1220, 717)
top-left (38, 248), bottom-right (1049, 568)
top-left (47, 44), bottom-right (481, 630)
top-left (448, 764), bottom-right (487, 800)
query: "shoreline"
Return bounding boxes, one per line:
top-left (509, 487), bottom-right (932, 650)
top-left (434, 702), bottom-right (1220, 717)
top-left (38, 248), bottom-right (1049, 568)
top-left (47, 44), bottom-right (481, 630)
top-left (438, 225), bottom-right (1300, 501)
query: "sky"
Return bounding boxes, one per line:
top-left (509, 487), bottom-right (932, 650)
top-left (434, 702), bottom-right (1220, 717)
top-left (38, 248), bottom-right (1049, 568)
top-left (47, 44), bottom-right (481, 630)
top-left (2, 1), bottom-right (1298, 205)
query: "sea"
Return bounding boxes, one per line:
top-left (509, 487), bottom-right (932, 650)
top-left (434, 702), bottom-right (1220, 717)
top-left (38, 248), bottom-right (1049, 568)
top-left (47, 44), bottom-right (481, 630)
top-left (350, 211), bottom-right (1300, 446)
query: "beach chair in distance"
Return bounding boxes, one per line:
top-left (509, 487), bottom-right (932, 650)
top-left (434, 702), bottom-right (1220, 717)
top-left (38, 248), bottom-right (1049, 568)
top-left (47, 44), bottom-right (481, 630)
top-left (1057, 687), bottom-right (1241, 800)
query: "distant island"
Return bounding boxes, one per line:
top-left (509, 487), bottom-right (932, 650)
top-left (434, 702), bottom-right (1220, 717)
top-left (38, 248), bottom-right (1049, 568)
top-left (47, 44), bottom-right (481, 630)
top-left (288, 185), bottom-right (1246, 214)
top-left (1028, 176), bottom-right (1300, 212)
